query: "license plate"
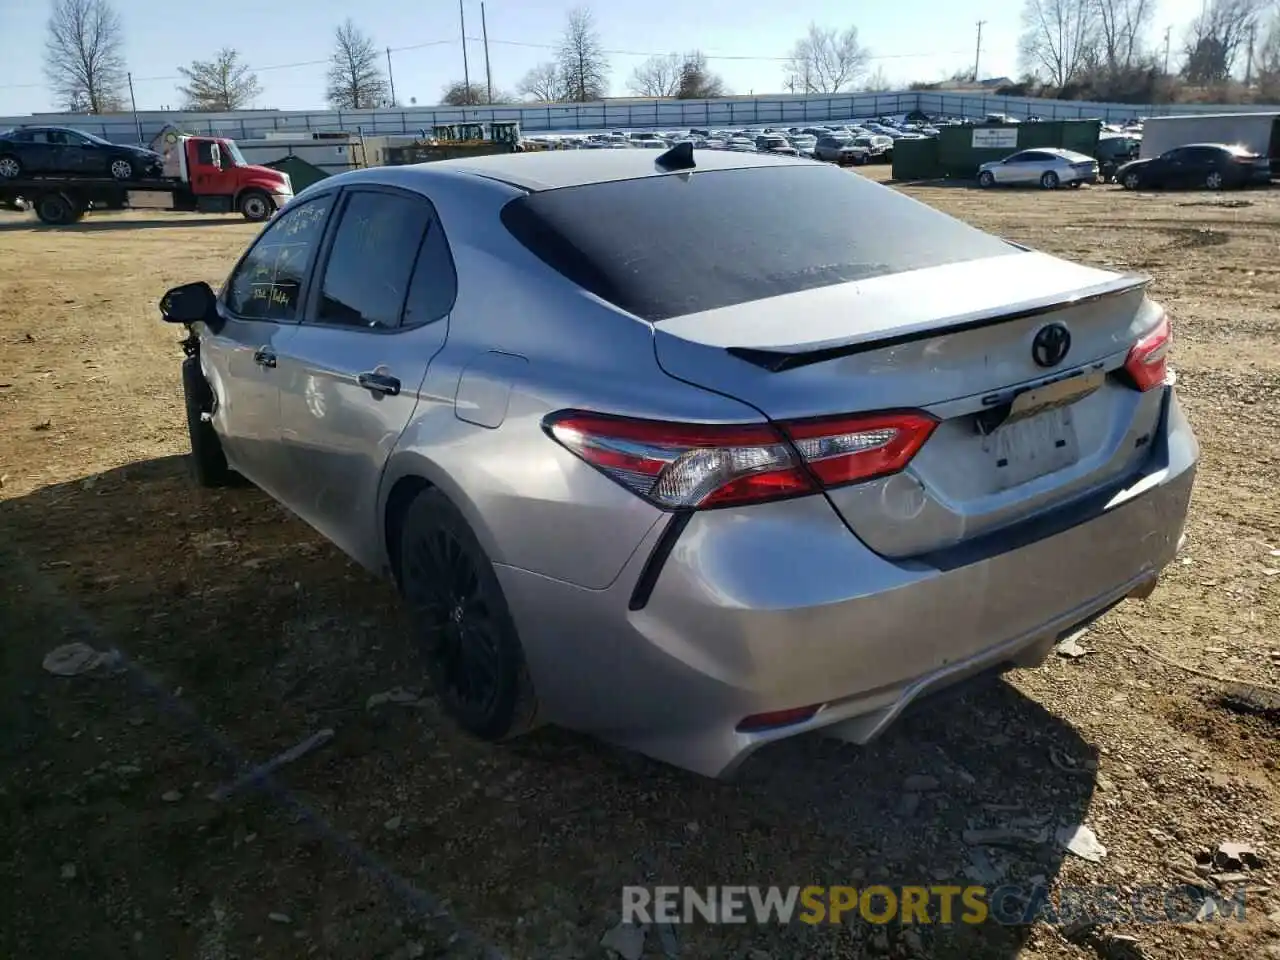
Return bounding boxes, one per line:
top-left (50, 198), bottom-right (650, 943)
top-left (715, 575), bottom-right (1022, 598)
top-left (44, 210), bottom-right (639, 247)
top-left (983, 406), bottom-right (1079, 490)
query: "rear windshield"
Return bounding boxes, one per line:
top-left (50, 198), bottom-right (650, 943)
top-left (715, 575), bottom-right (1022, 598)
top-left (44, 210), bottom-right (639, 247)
top-left (500, 165), bottom-right (1014, 322)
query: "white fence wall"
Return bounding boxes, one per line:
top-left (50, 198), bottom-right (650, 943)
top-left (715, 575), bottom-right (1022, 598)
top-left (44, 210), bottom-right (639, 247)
top-left (3, 91), bottom-right (1278, 145)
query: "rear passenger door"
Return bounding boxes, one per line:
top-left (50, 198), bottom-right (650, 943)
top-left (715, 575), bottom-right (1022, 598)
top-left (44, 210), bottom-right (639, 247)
top-left (14, 130), bottom-right (56, 172)
top-left (274, 185), bottom-right (455, 565)
top-left (1016, 150), bottom-right (1052, 183)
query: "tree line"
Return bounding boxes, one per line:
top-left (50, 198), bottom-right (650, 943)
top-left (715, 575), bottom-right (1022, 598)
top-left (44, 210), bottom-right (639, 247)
top-left (1014, 0), bottom-right (1280, 102)
top-left (38, 0), bottom-right (1280, 115)
top-left (39, 0), bottom-right (875, 114)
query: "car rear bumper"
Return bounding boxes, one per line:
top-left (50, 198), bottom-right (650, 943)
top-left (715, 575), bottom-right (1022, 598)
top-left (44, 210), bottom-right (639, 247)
top-left (499, 387), bottom-right (1197, 778)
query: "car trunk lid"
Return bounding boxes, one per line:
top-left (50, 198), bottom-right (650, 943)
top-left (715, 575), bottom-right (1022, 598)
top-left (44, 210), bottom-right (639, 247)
top-left (653, 250), bottom-right (1165, 557)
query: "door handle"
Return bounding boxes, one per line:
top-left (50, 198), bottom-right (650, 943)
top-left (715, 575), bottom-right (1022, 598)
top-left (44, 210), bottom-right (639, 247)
top-left (253, 347), bottom-right (276, 368)
top-left (357, 371), bottom-right (400, 396)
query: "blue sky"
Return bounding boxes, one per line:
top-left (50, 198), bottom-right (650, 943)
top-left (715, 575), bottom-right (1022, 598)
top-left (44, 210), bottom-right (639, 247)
top-left (0, 0), bottom-right (1206, 116)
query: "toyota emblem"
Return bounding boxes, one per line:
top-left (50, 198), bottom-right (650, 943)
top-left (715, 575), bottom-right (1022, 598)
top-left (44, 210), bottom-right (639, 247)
top-left (1031, 323), bottom-right (1071, 368)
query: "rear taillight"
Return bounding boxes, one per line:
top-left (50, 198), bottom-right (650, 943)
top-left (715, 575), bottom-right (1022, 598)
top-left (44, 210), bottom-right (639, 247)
top-left (781, 411), bottom-right (937, 486)
top-left (1122, 312), bottom-right (1172, 391)
top-left (544, 409), bottom-right (936, 510)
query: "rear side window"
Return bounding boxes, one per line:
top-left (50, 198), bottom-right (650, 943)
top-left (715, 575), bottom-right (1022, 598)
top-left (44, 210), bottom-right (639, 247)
top-left (314, 190), bottom-right (432, 329)
top-left (402, 221), bottom-right (457, 326)
top-left (501, 165), bottom-right (1014, 322)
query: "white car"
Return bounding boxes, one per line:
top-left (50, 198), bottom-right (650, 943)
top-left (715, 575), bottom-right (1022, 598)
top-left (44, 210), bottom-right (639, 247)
top-left (977, 148), bottom-right (1100, 190)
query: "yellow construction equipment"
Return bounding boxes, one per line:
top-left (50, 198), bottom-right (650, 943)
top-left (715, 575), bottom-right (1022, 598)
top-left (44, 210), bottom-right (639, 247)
top-left (385, 121), bottom-right (548, 165)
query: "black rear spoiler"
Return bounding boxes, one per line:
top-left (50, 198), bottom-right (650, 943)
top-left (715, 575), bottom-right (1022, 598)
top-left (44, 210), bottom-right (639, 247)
top-left (727, 274), bottom-right (1151, 373)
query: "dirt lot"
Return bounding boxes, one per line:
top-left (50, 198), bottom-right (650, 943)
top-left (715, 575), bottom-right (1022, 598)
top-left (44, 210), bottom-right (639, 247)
top-left (1, 174), bottom-right (1278, 960)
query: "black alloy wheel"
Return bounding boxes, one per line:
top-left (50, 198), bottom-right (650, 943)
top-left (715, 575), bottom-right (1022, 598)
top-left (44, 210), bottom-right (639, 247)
top-left (398, 489), bottom-right (537, 740)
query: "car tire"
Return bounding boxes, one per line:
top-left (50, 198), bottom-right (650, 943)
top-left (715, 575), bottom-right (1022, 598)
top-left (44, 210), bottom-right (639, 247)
top-left (1122, 171), bottom-right (1141, 190)
top-left (0, 153), bottom-right (22, 179)
top-left (182, 356), bottom-right (233, 487)
top-left (397, 488), bottom-right (540, 742)
top-left (109, 158), bottom-right (135, 181)
top-left (1205, 170), bottom-right (1224, 190)
top-left (1040, 171), bottom-right (1060, 189)
top-left (238, 189), bottom-right (274, 222)
top-left (978, 171), bottom-right (996, 188)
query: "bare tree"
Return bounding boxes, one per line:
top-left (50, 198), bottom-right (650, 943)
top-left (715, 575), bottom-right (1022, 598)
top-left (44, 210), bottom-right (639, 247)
top-left (440, 80), bottom-right (512, 105)
top-left (1182, 0), bottom-right (1265, 83)
top-left (1258, 16), bottom-right (1280, 97)
top-left (628, 51), bottom-right (726, 98)
top-left (629, 54), bottom-right (682, 97)
top-left (326, 19), bottom-right (389, 109)
top-left (675, 52), bottom-right (726, 98)
top-left (862, 65), bottom-right (893, 91)
top-left (1019, 0), bottom-right (1097, 90)
top-left (783, 24), bottom-right (870, 93)
top-left (557, 7), bottom-right (609, 101)
top-left (177, 48), bottom-right (261, 111)
top-left (1094, 0), bottom-right (1152, 72)
top-left (43, 0), bottom-right (126, 113)
top-left (517, 61), bottom-right (566, 101)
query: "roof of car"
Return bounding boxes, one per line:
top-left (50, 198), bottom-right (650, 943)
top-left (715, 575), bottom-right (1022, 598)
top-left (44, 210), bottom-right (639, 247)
top-left (427, 147), bottom-right (814, 191)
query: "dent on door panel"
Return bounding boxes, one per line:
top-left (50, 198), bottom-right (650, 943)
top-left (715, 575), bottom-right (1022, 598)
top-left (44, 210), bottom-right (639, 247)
top-left (455, 351), bottom-right (528, 428)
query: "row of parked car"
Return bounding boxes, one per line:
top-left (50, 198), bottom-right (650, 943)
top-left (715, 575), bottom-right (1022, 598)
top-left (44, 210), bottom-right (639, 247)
top-left (544, 116), bottom-right (946, 164)
top-left (977, 141), bottom-right (1273, 191)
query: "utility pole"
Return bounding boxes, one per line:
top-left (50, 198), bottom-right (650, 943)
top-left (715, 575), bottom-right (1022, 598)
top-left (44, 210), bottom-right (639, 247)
top-left (386, 47), bottom-right (397, 106)
top-left (1163, 26), bottom-right (1172, 75)
top-left (973, 21), bottom-right (986, 83)
top-left (459, 0), bottom-right (471, 97)
top-left (1244, 21), bottom-right (1256, 86)
top-left (481, 2), bottom-right (493, 104)
top-left (127, 72), bottom-right (142, 144)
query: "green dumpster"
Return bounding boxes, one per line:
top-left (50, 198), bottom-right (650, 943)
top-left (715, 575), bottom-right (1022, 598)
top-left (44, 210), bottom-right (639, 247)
top-left (891, 137), bottom-right (943, 181)
top-left (938, 120), bottom-right (1102, 179)
top-left (263, 156), bottom-right (330, 192)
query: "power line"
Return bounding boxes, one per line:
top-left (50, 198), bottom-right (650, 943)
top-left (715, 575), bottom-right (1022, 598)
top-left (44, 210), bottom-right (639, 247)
top-left (0, 37), bottom-right (971, 93)
top-left (467, 36), bottom-right (971, 62)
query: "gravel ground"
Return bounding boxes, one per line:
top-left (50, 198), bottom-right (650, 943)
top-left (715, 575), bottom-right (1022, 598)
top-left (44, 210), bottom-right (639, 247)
top-left (0, 172), bottom-right (1277, 960)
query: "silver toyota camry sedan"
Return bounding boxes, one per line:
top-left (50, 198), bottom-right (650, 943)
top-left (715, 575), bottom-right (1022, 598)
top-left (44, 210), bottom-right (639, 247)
top-left (160, 146), bottom-right (1197, 777)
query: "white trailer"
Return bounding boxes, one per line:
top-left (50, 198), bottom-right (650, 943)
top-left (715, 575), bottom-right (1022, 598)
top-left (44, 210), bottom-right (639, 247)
top-left (1140, 112), bottom-right (1279, 161)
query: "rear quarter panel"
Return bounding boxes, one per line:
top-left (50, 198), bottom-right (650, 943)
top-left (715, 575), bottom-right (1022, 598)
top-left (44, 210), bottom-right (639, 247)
top-left (376, 166), bottom-right (772, 589)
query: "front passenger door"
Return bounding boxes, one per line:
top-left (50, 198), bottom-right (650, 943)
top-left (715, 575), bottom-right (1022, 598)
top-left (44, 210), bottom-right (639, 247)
top-left (58, 131), bottom-right (99, 174)
top-left (201, 194), bottom-right (335, 498)
top-left (998, 152), bottom-right (1030, 184)
top-left (275, 186), bottom-right (454, 566)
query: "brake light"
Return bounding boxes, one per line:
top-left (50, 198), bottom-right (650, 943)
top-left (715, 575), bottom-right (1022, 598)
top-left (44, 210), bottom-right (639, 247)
top-left (544, 409), bottom-right (936, 510)
top-left (782, 411), bottom-right (937, 486)
top-left (1122, 312), bottom-right (1172, 391)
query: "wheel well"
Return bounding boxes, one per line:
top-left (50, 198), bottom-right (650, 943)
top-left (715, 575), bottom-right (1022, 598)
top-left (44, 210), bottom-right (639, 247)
top-left (235, 185), bottom-right (268, 204)
top-left (383, 475), bottom-right (433, 587)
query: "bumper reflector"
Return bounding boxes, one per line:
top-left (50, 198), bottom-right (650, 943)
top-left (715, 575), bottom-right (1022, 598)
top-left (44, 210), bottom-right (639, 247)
top-left (736, 704), bottom-right (823, 733)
